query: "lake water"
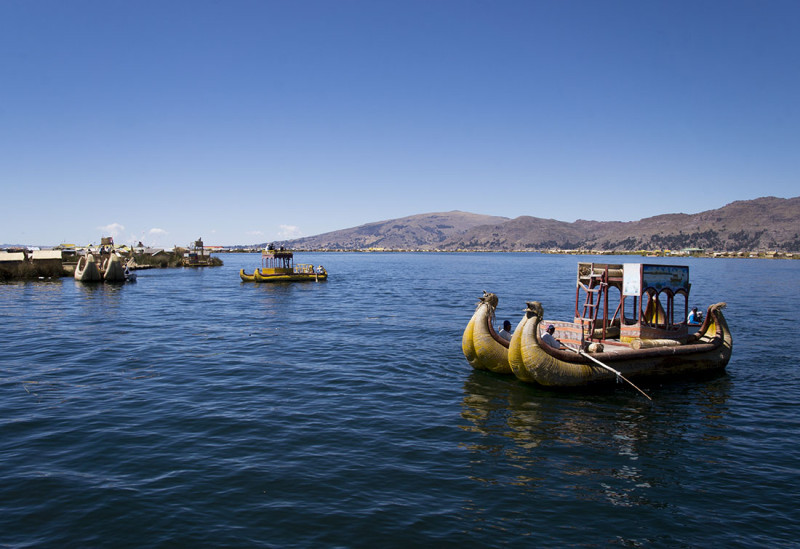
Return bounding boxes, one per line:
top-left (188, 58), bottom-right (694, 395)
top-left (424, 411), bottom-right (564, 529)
top-left (1, 252), bottom-right (798, 547)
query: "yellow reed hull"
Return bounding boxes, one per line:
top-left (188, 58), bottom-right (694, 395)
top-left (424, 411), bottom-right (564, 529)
top-left (461, 292), bottom-right (511, 375)
top-left (240, 269), bottom-right (327, 283)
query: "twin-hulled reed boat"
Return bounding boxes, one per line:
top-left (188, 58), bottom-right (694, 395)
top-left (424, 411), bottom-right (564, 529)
top-left (462, 263), bottom-right (732, 388)
top-left (240, 248), bottom-right (327, 283)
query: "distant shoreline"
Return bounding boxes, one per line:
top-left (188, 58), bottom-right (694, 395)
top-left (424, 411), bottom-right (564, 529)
top-left (223, 248), bottom-right (797, 259)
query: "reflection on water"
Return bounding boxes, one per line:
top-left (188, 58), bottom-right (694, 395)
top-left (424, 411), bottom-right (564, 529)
top-left (459, 370), bottom-right (732, 511)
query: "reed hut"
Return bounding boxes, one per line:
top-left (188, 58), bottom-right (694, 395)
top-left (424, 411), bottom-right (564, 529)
top-left (0, 251), bottom-right (25, 276)
top-left (30, 250), bottom-right (64, 271)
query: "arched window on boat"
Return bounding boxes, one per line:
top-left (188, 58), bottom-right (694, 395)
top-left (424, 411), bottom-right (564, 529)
top-left (642, 287), bottom-right (686, 329)
top-left (622, 294), bottom-right (638, 326)
top-left (602, 284), bottom-right (623, 339)
top-left (674, 286), bottom-right (689, 324)
top-left (605, 284), bottom-right (623, 328)
top-left (618, 263), bottom-right (691, 342)
top-left (641, 288), bottom-right (667, 329)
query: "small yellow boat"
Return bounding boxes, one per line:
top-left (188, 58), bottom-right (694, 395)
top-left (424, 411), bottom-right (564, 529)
top-left (239, 270), bottom-right (257, 282)
top-left (240, 248), bottom-right (327, 283)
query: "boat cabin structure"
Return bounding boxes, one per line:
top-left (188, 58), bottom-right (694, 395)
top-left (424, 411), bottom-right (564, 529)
top-left (573, 262), bottom-right (692, 345)
top-left (260, 247), bottom-right (295, 275)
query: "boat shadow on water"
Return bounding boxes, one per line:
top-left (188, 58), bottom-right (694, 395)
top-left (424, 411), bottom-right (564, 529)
top-left (459, 368), bottom-right (734, 503)
top-left (463, 365), bottom-right (731, 405)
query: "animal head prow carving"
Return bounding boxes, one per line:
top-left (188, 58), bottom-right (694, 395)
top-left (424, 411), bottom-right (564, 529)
top-left (524, 301), bottom-right (544, 319)
top-left (478, 291), bottom-right (499, 309)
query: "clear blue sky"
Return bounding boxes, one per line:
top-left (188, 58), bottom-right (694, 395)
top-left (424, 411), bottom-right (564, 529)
top-left (2, 1), bottom-right (798, 247)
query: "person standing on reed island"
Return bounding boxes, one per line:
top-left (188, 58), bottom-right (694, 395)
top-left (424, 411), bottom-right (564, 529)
top-left (498, 320), bottom-right (513, 341)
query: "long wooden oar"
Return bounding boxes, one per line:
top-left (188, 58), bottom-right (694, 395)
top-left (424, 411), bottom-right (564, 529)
top-left (566, 347), bottom-right (652, 401)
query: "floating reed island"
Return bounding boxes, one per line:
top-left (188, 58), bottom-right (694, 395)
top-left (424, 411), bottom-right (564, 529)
top-left (0, 238), bottom-right (222, 280)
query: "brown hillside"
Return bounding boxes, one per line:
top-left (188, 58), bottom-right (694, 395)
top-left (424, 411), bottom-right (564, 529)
top-left (271, 211), bottom-right (509, 251)
top-left (275, 197), bottom-right (800, 252)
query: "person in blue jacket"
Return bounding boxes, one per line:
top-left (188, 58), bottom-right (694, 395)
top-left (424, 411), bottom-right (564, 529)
top-left (687, 307), bottom-right (703, 325)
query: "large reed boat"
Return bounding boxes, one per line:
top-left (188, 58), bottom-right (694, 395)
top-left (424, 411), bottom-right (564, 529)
top-left (463, 263), bottom-right (733, 387)
top-left (240, 247), bottom-right (327, 283)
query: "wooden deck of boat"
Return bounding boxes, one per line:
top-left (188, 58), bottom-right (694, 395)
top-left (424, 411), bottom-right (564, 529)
top-left (563, 341), bottom-right (635, 357)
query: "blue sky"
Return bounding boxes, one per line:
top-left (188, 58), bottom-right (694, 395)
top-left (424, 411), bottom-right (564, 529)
top-left (2, 1), bottom-right (798, 246)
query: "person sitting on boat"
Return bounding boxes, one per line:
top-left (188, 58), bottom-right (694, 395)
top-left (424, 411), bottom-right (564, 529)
top-left (687, 307), bottom-right (704, 325)
top-left (316, 265), bottom-right (325, 274)
top-left (498, 320), bottom-right (513, 341)
top-left (541, 324), bottom-right (564, 349)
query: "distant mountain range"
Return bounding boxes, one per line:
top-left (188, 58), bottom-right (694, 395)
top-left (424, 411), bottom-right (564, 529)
top-left (274, 196), bottom-right (800, 253)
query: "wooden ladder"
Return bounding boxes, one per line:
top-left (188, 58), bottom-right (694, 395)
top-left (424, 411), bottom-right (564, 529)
top-left (579, 270), bottom-right (606, 338)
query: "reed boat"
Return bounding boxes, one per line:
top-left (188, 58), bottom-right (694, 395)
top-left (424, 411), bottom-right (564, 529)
top-left (101, 254), bottom-right (125, 282)
top-left (461, 291), bottom-right (512, 375)
top-left (240, 269), bottom-right (257, 282)
top-left (74, 253), bottom-right (102, 282)
top-left (240, 248), bottom-right (327, 283)
top-left (506, 263), bottom-right (733, 387)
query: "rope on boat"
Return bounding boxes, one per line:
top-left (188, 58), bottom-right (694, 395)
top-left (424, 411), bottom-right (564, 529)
top-left (566, 347), bottom-right (653, 401)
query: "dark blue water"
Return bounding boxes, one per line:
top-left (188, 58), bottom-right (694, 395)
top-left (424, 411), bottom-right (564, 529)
top-left (2, 253), bottom-right (798, 547)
